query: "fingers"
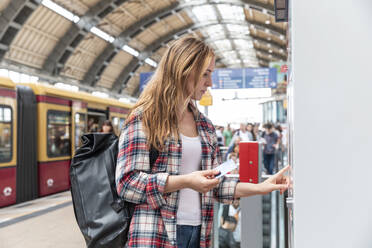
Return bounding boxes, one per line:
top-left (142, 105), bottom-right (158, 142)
top-left (200, 178), bottom-right (219, 193)
top-left (273, 165), bottom-right (290, 179)
top-left (273, 184), bottom-right (288, 193)
top-left (201, 169), bottom-right (220, 177)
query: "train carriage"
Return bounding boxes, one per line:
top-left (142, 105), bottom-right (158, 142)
top-left (0, 78), bottom-right (132, 207)
top-left (0, 77), bottom-right (17, 207)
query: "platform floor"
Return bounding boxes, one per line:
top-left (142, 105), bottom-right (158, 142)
top-left (0, 191), bottom-right (85, 248)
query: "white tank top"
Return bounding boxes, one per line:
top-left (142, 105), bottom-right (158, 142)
top-left (176, 134), bottom-right (202, 226)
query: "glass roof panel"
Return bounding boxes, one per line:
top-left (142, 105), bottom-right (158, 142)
top-left (213, 39), bottom-right (232, 51)
top-left (238, 50), bottom-right (256, 57)
top-left (225, 24), bottom-right (249, 36)
top-left (191, 5), bottom-right (217, 22)
top-left (243, 59), bottom-right (259, 64)
top-left (216, 4), bottom-right (245, 21)
top-left (223, 58), bottom-right (242, 65)
top-left (234, 39), bottom-right (254, 50)
top-left (220, 51), bottom-right (238, 60)
top-left (203, 25), bottom-right (226, 38)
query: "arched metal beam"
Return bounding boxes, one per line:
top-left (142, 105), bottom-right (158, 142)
top-left (112, 24), bottom-right (193, 94)
top-left (85, 1), bottom-right (285, 87)
top-left (214, 49), bottom-right (257, 59)
top-left (241, 0), bottom-right (274, 14)
top-left (203, 35), bottom-right (285, 55)
top-left (250, 34), bottom-right (287, 50)
top-left (0, 0), bottom-right (39, 60)
top-left (255, 47), bottom-right (286, 61)
top-left (42, 0), bottom-right (129, 75)
top-left (84, 1), bottom-right (179, 86)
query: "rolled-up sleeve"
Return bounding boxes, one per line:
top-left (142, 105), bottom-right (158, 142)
top-left (115, 115), bottom-right (169, 209)
top-left (212, 133), bottom-right (239, 204)
top-left (214, 176), bottom-right (239, 204)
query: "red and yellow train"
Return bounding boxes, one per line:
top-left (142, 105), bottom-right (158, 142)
top-left (0, 77), bottom-right (132, 207)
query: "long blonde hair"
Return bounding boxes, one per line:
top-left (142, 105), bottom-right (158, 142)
top-left (129, 36), bottom-right (214, 151)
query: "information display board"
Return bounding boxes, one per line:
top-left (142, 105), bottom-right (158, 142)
top-left (139, 67), bottom-right (277, 92)
top-left (212, 68), bottom-right (277, 89)
top-left (139, 72), bottom-right (153, 92)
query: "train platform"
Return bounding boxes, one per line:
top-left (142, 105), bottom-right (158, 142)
top-left (0, 191), bottom-right (85, 248)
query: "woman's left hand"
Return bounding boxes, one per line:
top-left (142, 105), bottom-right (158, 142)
top-left (259, 165), bottom-right (290, 195)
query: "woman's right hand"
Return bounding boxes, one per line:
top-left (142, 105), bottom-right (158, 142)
top-left (185, 170), bottom-right (220, 193)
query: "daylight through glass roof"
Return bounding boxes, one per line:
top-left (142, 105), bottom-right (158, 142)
top-left (186, 0), bottom-right (259, 68)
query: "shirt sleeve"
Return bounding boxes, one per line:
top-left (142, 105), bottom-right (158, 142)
top-left (115, 115), bottom-right (169, 210)
top-left (212, 133), bottom-right (239, 204)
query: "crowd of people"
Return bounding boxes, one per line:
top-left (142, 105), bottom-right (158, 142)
top-left (215, 122), bottom-right (286, 248)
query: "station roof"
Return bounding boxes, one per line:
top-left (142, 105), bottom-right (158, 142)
top-left (0, 0), bottom-right (287, 97)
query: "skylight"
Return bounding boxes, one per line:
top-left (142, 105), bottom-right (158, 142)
top-left (191, 5), bottom-right (217, 22)
top-left (92, 91), bottom-right (109, 98)
top-left (225, 24), bottom-right (249, 36)
top-left (213, 39), bottom-right (232, 51)
top-left (90, 27), bottom-right (115, 43)
top-left (221, 51), bottom-right (238, 60)
top-left (122, 45), bottom-right (140, 57)
top-left (234, 39), bottom-right (254, 50)
top-left (145, 58), bottom-right (157, 67)
top-left (42, 0), bottom-right (80, 23)
top-left (216, 4), bottom-right (245, 21)
top-left (203, 25), bottom-right (226, 38)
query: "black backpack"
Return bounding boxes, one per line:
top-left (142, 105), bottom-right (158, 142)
top-left (70, 133), bottom-right (158, 248)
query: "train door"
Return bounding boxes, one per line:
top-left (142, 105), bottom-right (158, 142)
top-left (109, 114), bottom-right (126, 136)
top-left (0, 84), bottom-right (17, 207)
top-left (71, 101), bottom-right (87, 155)
top-left (37, 96), bottom-right (71, 197)
top-left (108, 106), bottom-right (129, 136)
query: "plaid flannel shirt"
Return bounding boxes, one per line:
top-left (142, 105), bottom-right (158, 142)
top-left (116, 107), bottom-right (239, 248)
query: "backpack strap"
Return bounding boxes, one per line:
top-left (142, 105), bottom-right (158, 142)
top-left (149, 145), bottom-right (159, 168)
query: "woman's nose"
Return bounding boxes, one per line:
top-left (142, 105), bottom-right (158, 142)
top-left (206, 76), bottom-right (212, 86)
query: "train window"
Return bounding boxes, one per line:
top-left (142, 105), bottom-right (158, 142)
top-left (119, 118), bottom-right (125, 131)
top-left (47, 110), bottom-right (71, 157)
top-left (112, 117), bottom-right (119, 135)
top-left (75, 113), bottom-right (86, 149)
top-left (0, 106), bottom-right (12, 163)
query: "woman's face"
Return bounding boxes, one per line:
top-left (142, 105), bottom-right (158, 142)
top-left (186, 58), bottom-right (214, 101)
top-left (247, 124), bottom-right (253, 131)
top-left (102, 125), bottom-right (112, 133)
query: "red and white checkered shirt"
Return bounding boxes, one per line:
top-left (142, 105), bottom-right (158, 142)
top-left (116, 107), bottom-right (238, 248)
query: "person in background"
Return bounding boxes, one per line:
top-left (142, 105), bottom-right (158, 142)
top-left (216, 126), bottom-right (225, 147)
top-left (219, 216), bottom-right (239, 248)
top-left (88, 118), bottom-right (95, 132)
top-left (253, 123), bottom-right (261, 141)
top-left (275, 124), bottom-right (283, 151)
top-left (101, 120), bottom-right (114, 134)
top-left (247, 123), bottom-right (256, 142)
top-left (226, 137), bottom-right (241, 162)
top-left (262, 123), bottom-right (279, 174)
top-left (228, 123), bottom-right (252, 148)
top-left (221, 200), bottom-right (241, 247)
top-left (223, 124), bottom-right (233, 147)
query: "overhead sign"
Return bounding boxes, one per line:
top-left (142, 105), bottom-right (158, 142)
top-left (212, 68), bottom-right (277, 89)
top-left (139, 67), bottom-right (277, 93)
top-left (199, 90), bottom-right (213, 106)
top-left (139, 72), bottom-right (153, 92)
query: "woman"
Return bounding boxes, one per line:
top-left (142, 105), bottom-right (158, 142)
top-left (100, 120), bottom-right (114, 134)
top-left (115, 37), bottom-right (288, 248)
